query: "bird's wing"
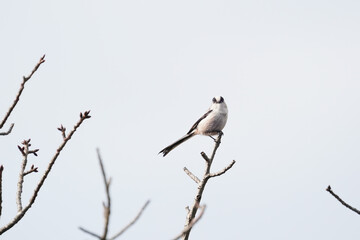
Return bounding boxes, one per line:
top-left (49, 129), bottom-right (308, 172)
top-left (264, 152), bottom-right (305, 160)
top-left (187, 109), bottom-right (213, 134)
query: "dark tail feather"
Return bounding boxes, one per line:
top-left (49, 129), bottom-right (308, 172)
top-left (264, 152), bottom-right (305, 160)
top-left (159, 133), bottom-right (195, 157)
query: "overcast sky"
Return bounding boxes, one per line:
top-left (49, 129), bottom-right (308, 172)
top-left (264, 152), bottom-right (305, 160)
top-left (1, 0), bottom-right (360, 239)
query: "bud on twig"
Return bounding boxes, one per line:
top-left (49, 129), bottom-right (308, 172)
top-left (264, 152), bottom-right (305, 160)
top-left (17, 145), bottom-right (25, 156)
top-left (21, 139), bottom-right (31, 146)
top-left (29, 149), bottom-right (39, 157)
top-left (80, 110), bottom-right (91, 119)
top-left (30, 165), bottom-right (38, 173)
top-left (57, 124), bottom-right (67, 139)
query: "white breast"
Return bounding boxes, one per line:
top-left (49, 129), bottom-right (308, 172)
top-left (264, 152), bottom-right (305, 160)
top-left (196, 102), bottom-right (228, 135)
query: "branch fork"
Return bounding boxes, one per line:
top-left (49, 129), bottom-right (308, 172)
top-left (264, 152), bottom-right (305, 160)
top-left (0, 110), bottom-right (91, 234)
top-left (0, 55), bottom-right (91, 235)
top-left (79, 149), bottom-right (149, 240)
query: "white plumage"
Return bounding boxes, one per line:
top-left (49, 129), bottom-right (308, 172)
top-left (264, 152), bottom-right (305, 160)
top-left (159, 96), bottom-right (228, 157)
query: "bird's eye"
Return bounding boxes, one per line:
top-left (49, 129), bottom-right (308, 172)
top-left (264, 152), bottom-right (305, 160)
top-left (212, 97), bottom-right (216, 103)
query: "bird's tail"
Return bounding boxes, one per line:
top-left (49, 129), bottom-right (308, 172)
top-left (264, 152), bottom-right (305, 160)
top-left (159, 132), bottom-right (195, 157)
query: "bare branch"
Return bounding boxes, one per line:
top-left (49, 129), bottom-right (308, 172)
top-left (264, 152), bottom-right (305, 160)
top-left (78, 227), bottom-right (102, 239)
top-left (209, 160), bottom-right (236, 178)
top-left (0, 110), bottom-right (91, 235)
top-left (0, 123), bottom-right (14, 136)
top-left (23, 165), bottom-right (38, 176)
top-left (79, 149), bottom-right (112, 240)
top-left (0, 55), bottom-right (45, 130)
top-left (109, 200), bottom-right (150, 240)
top-left (16, 140), bottom-right (30, 212)
top-left (79, 200), bottom-right (150, 240)
top-left (326, 185), bottom-right (360, 215)
top-left (183, 167), bottom-right (200, 184)
top-left (0, 165), bottom-right (3, 219)
top-left (181, 132), bottom-right (235, 240)
top-left (80, 149), bottom-right (149, 240)
top-left (23, 55), bottom-right (46, 82)
top-left (173, 205), bottom-right (206, 240)
top-left (98, 148), bottom-right (111, 240)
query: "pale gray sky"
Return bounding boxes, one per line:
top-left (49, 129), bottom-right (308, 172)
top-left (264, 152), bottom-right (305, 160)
top-left (1, 0), bottom-right (360, 239)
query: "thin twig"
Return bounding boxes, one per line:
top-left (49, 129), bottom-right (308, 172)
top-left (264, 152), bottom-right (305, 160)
top-left (209, 160), bottom-right (236, 178)
top-left (79, 201), bottom-right (150, 240)
top-left (201, 152), bottom-right (210, 163)
top-left (16, 141), bottom-right (30, 212)
top-left (98, 149), bottom-right (111, 239)
top-left (0, 165), bottom-right (4, 219)
top-left (109, 200), bottom-right (150, 240)
top-left (0, 55), bottom-right (45, 130)
top-left (78, 149), bottom-right (111, 240)
top-left (78, 227), bottom-right (102, 239)
top-left (57, 125), bottom-right (66, 139)
top-left (0, 123), bottom-right (14, 136)
top-left (0, 110), bottom-right (91, 235)
top-left (23, 165), bottom-right (38, 177)
top-left (183, 167), bottom-right (200, 184)
top-left (173, 205), bottom-right (206, 240)
top-left (326, 185), bottom-right (360, 215)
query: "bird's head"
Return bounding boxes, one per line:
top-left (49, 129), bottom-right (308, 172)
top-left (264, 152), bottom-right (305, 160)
top-left (212, 96), bottom-right (225, 104)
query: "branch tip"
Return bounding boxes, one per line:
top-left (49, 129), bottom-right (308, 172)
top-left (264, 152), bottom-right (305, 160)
top-left (29, 149), bottom-right (39, 157)
top-left (0, 55), bottom-right (45, 130)
top-left (326, 185), bottom-right (360, 215)
top-left (0, 123), bottom-right (14, 136)
top-left (57, 124), bottom-right (67, 138)
top-left (200, 152), bottom-right (210, 162)
top-left (80, 110), bottom-right (91, 120)
top-left (209, 160), bottom-right (236, 178)
top-left (184, 167), bottom-right (200, 184)
top-left (17, 145), bottom-right (25, 156)
top-left (0, 109), bottom-right (89, 234)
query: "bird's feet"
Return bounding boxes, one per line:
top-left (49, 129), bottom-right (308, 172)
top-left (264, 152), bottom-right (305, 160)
top-left (208, 131), bottom-right (223, 142)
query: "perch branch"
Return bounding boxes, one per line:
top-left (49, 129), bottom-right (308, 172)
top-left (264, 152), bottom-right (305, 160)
top-left (0, 55), bottom-right (45, 130)
top-left (173, 204), bottom-right (206, 240)
top-left (181, 132), bottom-right (235, 240)
top-left (0, 110), bottom-right (91, 235)
top-left (326, 185), bottom-right (360, 215)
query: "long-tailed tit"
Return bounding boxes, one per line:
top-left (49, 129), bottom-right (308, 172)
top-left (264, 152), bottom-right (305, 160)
top-left (159, 96), bottom-right (228, 157)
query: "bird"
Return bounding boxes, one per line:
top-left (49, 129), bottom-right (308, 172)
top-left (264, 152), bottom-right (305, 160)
top-left (159, 96), bottom-right (228, 157)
